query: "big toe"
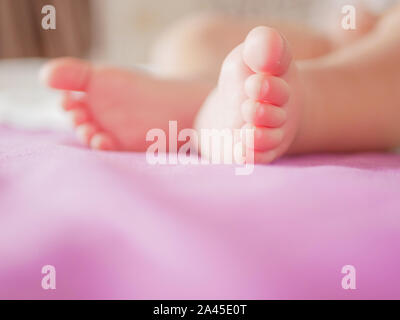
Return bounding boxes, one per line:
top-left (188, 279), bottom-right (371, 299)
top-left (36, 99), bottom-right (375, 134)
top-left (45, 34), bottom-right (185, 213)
top-left (243, 26), bottom-right (292, 76)
top-left (40, 57), bottom-right (92, 92)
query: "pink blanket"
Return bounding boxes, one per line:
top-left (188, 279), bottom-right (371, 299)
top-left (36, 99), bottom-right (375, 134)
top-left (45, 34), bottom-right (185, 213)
top-left (1, 125), bottom-right (399, 299)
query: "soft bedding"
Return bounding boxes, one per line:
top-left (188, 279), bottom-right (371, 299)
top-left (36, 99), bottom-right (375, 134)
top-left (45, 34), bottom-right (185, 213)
top-left (0, 125), bottom-right (399, 299)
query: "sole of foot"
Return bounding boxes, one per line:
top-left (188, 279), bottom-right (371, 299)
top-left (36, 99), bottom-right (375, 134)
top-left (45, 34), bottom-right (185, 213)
top-left (40, 58), bottom-right (208, 152)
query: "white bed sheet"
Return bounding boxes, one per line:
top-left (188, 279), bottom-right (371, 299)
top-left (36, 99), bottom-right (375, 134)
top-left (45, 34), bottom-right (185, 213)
top-left (0, 59), bottom-right (69, 130)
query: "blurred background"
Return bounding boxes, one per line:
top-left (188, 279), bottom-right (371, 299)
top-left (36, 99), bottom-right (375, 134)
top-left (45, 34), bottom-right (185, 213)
top-left (0, 0), bottom-right (395, 129)
top-left (1, 0), bottom-right (394, 66)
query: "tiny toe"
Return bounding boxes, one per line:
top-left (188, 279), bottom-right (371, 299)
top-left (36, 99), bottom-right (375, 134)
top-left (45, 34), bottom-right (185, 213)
top-left (243, 26), bottom-right (292, 76)
top-left (68, 108), bottom-right (90, 126)
top-left (241, 99), bottom-right (287, 127)
top-left (40, 57), bottom-right (92, 91)
top-left (241, 124), bottom-right (284, 151)
top-left (255, 103), bottom-right (287, 128)
top-left (76, 123), bottom-right (98, 146)
top-left (253, 127), bottom-right (284, 151)
top-left (62, 91), bottom-right (88, 111)
top-left (245, 74), bottom-right (290, 106)
top-left (253, 150), bottom-right (278, 164)
top-left (90, 133), bottom-right (116, 151)
top-left (238, 146), bottom-right (277, 164)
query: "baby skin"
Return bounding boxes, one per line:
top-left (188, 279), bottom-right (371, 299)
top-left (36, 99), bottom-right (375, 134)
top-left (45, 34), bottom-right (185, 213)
top-left (41, 7), bottom-right (400, 163)
top-left (194, 27), bottom-right (303, 162)
top-left (40, 59), bottom-right (213, 151)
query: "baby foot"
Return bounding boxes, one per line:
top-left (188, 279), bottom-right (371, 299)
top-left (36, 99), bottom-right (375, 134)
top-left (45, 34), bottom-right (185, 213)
top-left (40, 58), bottom-right (209, 151)
top-left (194, 26), bottom-right (304, 163)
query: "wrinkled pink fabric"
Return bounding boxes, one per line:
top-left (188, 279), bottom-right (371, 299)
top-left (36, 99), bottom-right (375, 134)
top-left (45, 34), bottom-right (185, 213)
top-left (0, 125), bottom-right (399, 299)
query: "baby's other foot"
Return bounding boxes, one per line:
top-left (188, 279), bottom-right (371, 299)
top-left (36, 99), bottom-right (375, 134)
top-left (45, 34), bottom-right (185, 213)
top-left (40, 58), bottom-right (209, 151)
top-left (195, 26), bottom-right (304, 163)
